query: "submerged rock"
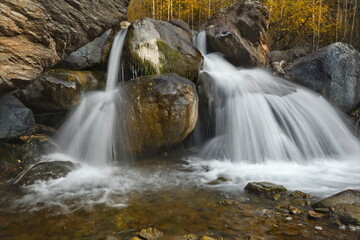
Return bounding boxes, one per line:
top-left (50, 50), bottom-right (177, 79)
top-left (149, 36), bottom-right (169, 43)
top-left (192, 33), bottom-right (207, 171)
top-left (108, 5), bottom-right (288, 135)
top-left (0, 0), bottom-right (129, 92)
top-left (121, 73), bottom-right (198, 157)
top-left (245, 182), bottom-right (287, 197)
top-left (17, 69), bottom-right (100, 112)
top-left (0, 95), bottom-right (35, 140)
top-left (285, 42), bottom-right (360, 112)
top-left (138, 227), bottom-right (164, 240)
top-left (13, 161), bottom-right (77, 186)
top-left (201, 0), bottom-right (269, 67)
top-left (312, 190), bottom-right (360, 208)
top-left (122, 18), bottom-right (202, 82)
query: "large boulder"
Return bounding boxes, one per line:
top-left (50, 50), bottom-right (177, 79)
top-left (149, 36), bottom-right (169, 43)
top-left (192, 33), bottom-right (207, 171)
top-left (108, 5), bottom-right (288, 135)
top-left (201, 0), bottom-right (269, 67)
top-left (0, 0), bottom-right (130, 92)
top-left (122, 18), bottom-right (203, 82)
top-left (0, 95), bottom-right (35, 140)
top-left (121, 73), bottom-right (198, 157)
top-left (16, 69), bottom-right (101, 112)
top-left (285, 43), bottom-right (360, 112)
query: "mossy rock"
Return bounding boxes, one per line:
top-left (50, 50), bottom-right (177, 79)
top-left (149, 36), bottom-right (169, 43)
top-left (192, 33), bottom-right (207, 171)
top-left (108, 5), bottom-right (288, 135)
top-left (245, 182), bottom-right (287, 197)
top-left (122, 18), bottom-right (202, 82)
top-left (17, 69), bottom-right (101, 111)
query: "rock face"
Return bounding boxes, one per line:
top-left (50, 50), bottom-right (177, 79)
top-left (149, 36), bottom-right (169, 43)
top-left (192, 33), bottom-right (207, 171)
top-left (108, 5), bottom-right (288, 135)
top-left (17, 69), bottom-right (100, 112)
top-left (13, 161), bottom-right (77, 186)
top-left (122, 18), bottom-right (203, 82)
top-left (201, 0), bottom-right (269, 67)
top-left (285, 43), bottom-right (360, 112)
top-left (55, 30), bottom-right (112, 70)
top-left (332, 203), bottom-right (360, 225)
top-left (0, 95), bottom-right (35, 140)
top-left (0, 0), bottom-right (130, 91)
top-left (121, 73), bottom-right (198, 157)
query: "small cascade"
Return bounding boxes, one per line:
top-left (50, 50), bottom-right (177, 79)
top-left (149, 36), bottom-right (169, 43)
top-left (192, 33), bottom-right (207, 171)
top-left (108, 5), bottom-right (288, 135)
top-left (56, 29), bottom-right (129, 166)
top-left (195, 31), bottom-right (360, 163)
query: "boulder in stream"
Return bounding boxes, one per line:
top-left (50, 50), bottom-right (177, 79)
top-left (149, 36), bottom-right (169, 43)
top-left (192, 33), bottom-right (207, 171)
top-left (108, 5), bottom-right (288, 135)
top-left (285, 42), bottom-right (360, 112)
top-left (245, 182), bottom-right (287, 197)
top-left (201, 0), bottom-right (269, 67)
top-left (121, 73), bottom-right (198, 157)
top-left (312, 189), bottom-right (360, 208)
top-left (13, 161), bottom-right (78, 186)
top-left (122, 18), bottom-right (203, 82)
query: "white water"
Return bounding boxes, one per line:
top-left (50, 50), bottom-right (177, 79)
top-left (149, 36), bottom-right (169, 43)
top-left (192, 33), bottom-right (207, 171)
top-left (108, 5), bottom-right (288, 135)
top-left (11, 30), bottom-right (360, 213)
top-left (186, 31), bottom-right (360, 195)
top-left (56, 29), bottom-right (128, 166)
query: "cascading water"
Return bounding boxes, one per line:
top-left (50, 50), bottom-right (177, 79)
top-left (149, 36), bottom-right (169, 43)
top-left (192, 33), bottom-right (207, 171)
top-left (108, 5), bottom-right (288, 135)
top-left (55, 29), bottom-right (129, 166)
top-left (187, 31), bottom-right (360, 194)
top-left (195, 31), bottom-right (360, 162)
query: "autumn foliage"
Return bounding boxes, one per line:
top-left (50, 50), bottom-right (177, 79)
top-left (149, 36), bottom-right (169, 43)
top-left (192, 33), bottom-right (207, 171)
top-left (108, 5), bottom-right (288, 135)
top-left (128, 0), bottom-right (359, 50)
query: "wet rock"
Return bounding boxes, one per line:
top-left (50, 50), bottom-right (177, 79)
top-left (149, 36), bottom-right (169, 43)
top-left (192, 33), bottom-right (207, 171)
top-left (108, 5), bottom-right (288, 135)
top-left (245, 235), bottom-right (265, 240)
top-left (130, 237), bottom-right (142, 240)
top-left (0, 0), bottom-right (129, 92)
top-left (17, 69), bottom-right (100, 112)
top-left (218, 200), bottom-right (239, 205)
top-left (312, 190), bottom-right (360, 208)
top-left (122, 18), bottom-right (202, 82)
top-left (55, 30), bottom-right (112, 70)
top-left (207, 177), bottom-right (229, 185)
top-left (121, 73), bottom-right (198, 157)
top-left (332, 203), bottom-right (360, 225)
top-left (244, 182), bottom-right (287, 197)
top-left (288, 207), bottom-right (302, 215)
top-left (285, 42), bottom-right (360, 112)
top-left (308, 210), bottom-right (325, 219)
top-left (138, 227), bottom-right (164, 240)
top-left (198, 236), bottom-right (217, 240)
top-left (290, 190), bottom-right (314, 200)
top-left (314, 226), bottom-right (323, 231)
top-left (13, 161), bottom-right (77, 186)
top-left (201, 1), bottom-right (269, 67)
top-left (0, 95), bottom-right (35, 140)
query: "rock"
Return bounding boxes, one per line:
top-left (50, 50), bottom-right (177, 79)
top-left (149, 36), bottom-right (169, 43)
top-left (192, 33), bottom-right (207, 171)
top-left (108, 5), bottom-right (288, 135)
top-left (13, 161), bottom-right (77, 186)
top-left (121, 73), bottom-right (198, 157)
top-left (312, 190), bottom-right (360, 208)
top-left (332, 203), bottom-right (360, 225)
top-left (16, 69), bottom-right (100, 112)
top-left (271, 61), bottom-right (286, 76)
top-left (122, 18), bottom-right (202, 82)
top-left (314, 226), bottom-right (323, 231)
top-left (169, 19), bottom-right (191, 35)
top-left (0, 0), bottom-right (129, 92)
top-left (269, 50), bottom-right (289, 63)
top-left (286, 46), bottom-right (311, 61)
top-left (0, 143), bottom-right (20, 180)
top-left (138, 227), bottom-right (164, 240)
top-left (0, 95), bottom-right (35, 140)
top-left (55, 30), bottom-right (112, 70)
top-left (201, 1), bottom-right (269, 67)
top-left (308, 210), bottom-right (325, 219)
top-left (198, 236), bottom-right (217, 240)
top-left (285, 42), bottom-right (360, 112)
top-left (244, 182), bottom-right (287, 196)
top-left (288, 207), bottom-right (302, 215)
top-left (245, 235), bottom-right (265, 240)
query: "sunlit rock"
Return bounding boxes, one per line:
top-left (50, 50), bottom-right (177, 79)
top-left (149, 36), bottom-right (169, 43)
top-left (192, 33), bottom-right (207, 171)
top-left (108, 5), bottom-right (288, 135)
top-left (122, 18), bottom-right (202, 82)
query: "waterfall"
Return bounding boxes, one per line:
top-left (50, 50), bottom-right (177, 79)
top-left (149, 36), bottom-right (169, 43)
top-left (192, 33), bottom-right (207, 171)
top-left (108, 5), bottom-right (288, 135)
top-left (195, 31), bottom-right (360, 163)
top-left (55, 29), bottom-right (129, 166)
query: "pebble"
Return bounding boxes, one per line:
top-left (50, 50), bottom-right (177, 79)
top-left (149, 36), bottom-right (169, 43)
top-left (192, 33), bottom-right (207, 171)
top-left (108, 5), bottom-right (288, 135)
top-left (285, 217), bottom-right (292, 220)
top-left (315, 226), bottom-right (323, 231)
